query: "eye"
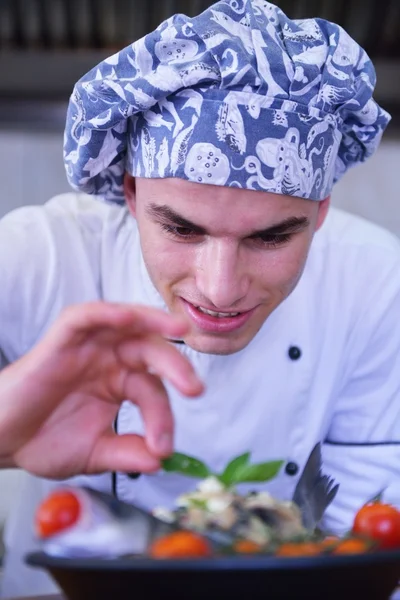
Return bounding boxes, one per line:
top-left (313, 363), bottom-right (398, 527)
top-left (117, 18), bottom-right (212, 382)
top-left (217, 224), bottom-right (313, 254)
top-left (175, 226), bottom-right (195, 237)
top-left (251, 233), bottom-right (292, 248)
top-left (161, 223), bottom-right (200, 240)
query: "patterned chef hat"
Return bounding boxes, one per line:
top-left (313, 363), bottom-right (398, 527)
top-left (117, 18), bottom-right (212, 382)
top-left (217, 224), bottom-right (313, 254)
top-left (64, 0), bottom-right (391, 203)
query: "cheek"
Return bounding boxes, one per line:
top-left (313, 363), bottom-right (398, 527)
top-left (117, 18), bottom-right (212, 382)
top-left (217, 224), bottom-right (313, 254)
top-left (140, 237), bottom-right (194, 285)
top-left (255, 240), bottom-right (310, 293)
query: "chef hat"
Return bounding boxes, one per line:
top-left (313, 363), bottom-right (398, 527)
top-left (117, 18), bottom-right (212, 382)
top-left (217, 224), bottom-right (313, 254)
top-left (64, 0), bottom-right (391, 204)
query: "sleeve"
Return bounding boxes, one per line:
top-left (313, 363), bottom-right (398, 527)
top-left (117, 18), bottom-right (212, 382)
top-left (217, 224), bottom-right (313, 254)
top-left (321, 250), bottom-right (400, 534)
top-left (0, 198), bottom-right (99, 367)
top-left (0, 205), bottom-right (56, 365)
top-left (0, 199), bottom-right (112, 597)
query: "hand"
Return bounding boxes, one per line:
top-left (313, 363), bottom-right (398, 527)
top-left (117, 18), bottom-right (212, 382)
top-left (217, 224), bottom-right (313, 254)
top-left (0, 302), bottom-right (203, 479)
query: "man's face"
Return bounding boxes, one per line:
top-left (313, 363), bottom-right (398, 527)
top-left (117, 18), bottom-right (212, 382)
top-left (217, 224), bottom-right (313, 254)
top-left (125, 176), bottom-right (329, 355)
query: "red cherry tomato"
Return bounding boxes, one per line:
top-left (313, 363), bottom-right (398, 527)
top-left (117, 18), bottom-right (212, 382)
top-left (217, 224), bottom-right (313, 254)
top-left (353, 502), bottom-right (400, 550)
top-left (35, 490), bottom-right (81, 539)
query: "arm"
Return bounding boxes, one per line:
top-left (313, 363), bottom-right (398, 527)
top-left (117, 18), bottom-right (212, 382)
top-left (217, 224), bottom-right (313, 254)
top-left (0, 202), bottom-right (87, 469)
top-left (0, 201), bottom-right (100, 365)
top-left (0, 202), bottom-right (203, 478)
top-left (0, 301), bottom-right (203, 478)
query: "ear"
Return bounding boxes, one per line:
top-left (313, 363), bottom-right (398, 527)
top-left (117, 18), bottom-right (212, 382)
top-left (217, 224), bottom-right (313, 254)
top-left (123, 173), bottom-right (137, 217)
top-left (315, 196), bottom-right (330, 231)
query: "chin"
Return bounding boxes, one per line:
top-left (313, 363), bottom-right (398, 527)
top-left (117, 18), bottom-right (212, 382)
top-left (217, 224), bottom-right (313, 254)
top-left (182, 331), bottom-right (254, 356)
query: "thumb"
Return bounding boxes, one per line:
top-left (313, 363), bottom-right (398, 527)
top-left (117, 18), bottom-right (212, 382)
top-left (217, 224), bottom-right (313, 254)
top-left (86, 433), bottom-right (162, 475)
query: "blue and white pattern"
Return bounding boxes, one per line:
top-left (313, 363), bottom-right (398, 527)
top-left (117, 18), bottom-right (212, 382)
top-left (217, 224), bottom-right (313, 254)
top-left (64, 0), bottom-right (391, 204)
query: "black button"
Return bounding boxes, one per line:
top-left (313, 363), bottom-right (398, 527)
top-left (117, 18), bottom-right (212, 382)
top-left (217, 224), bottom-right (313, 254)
top-left (285, 462), bottom-right (299, 476)
top-left (127, 472), bottom-right (141, 480)
top-left (288, 346), bottom-right (302, 360)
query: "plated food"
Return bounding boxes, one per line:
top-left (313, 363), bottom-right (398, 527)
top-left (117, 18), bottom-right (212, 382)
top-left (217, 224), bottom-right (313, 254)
top-left (152, 474), bottom-right (309, 551)
top-left (151, 479), bottom-right (400, 558)
top-left (34, 448), bottom-right (400, 561)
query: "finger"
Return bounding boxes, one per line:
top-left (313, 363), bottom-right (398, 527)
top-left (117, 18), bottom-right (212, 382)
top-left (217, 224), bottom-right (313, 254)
top-left (87, 433), bottom-right (161, 474)
top-left (117, 335), bottom-right (204, 397)
top-left (121, 372), bottom-right (174, 457)
top-left (56, 303), bottom-right (191, 343)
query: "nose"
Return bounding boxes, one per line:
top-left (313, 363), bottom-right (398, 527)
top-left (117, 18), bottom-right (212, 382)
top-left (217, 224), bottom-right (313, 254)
top-left (195, 239), bottom-right (250, 309)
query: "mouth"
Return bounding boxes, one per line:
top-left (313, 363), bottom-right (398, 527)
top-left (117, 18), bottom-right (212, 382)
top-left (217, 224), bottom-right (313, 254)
top-left (180, 299), bottom-right (256, 334)
top-left (196, 306), bottom-right (241, 318)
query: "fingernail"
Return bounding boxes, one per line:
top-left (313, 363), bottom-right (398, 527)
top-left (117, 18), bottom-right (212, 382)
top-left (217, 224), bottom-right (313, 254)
top-left (158, 432), bottom-right (173, 454)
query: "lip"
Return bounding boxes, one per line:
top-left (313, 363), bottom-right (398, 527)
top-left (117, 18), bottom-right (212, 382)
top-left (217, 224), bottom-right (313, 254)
top-left (181, 299), bottom-right (256, 334)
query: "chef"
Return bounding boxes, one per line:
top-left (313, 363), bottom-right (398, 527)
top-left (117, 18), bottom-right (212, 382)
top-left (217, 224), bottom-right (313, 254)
top-left (0, 0), bottom-right (399, 596)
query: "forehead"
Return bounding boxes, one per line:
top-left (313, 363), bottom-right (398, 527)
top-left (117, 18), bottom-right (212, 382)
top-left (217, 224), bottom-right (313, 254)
top-left (136, 177), bottom-right (315, 224)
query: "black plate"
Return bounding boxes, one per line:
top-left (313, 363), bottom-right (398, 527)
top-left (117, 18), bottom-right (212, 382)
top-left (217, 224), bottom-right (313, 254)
top-left (26, 550), bottom-right (400, 600)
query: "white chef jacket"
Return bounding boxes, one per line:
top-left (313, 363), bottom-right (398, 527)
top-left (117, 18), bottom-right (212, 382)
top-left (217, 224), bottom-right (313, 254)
top-left (0, 193), bottom-right (399, 597)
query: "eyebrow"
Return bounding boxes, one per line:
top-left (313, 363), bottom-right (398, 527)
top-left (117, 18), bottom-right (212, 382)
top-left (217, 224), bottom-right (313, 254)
top-left (146, 204), bottom-right (206, 233)
top-left (146, 203), bottom-right (310, 237)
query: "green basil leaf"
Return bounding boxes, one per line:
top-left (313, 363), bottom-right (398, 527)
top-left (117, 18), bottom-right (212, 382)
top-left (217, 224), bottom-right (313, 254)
top-left (189, 498), bottom-right (208, 510)
top-left (162, 452), bottom-right (210, 479)
top-left (229, 460), bottom-right (284, 484)
top-left (218, 452), bottom-right (251, 487)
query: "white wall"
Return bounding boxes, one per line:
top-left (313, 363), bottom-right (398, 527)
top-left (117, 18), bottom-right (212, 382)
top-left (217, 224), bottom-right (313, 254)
top-left (332, 138), bottom-right (400, 236)
top-left (0, 130), bottom-right (399, 526)
top-left (0, 130), bottom-right (70, 219)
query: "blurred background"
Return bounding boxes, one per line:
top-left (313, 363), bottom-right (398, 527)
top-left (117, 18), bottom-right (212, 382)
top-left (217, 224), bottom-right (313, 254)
top-left (0, 0), bottom-right (399, 565)
top-left (0, 0), bottom-right (399, 231)
top-left (0, 0), bottom-right (399, 227)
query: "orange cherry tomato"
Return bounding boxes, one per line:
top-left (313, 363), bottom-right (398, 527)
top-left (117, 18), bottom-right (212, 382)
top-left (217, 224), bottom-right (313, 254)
top-left (35, 490), bottom-right (81, 538)
top-left (276, 542), bottom-right (322, 557)
top-left (353, 502), bottom-right (400, 550)
top-left (234, 540), bottom-right (263, 554)
top-left (149, 531), bottom-right (211, 559)
top-left (333, 538), bottom-right (370, 555)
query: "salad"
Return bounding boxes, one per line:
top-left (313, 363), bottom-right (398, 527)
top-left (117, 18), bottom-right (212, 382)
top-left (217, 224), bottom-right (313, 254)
top-left (153, 451), bottom-right (305, 547)
top-left (149, 452), bottom-right (400, 558)
top-left (34, 449), bottom-right (400, 560)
